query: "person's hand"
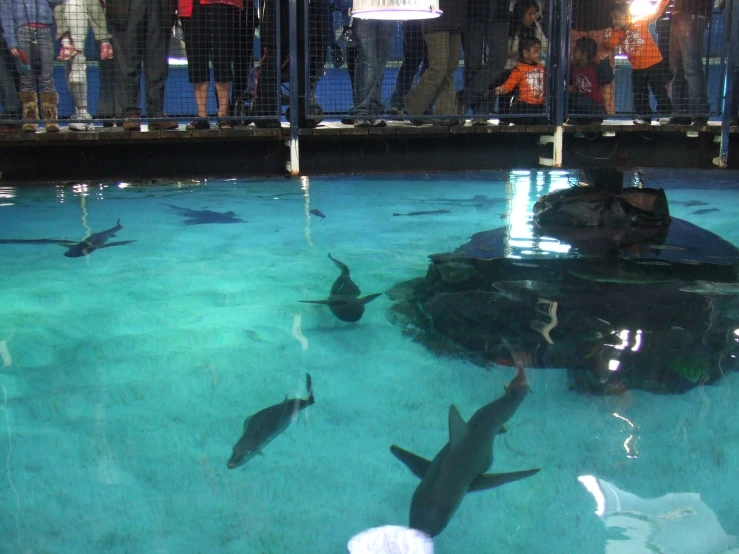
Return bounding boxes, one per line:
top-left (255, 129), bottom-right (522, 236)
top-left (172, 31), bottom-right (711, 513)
top-left (494, 86), bottom-right (504, 95)
top-left (9, 47), bottom-right (19, 59)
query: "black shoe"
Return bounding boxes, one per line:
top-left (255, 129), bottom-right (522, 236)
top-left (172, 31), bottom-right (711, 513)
top-left (254, 119), bottom-right (281, 129)
top-left (692, 117), bottom-right (708, 126)
top-left (341, 118), bottom-right (354, 125)
top-left (668, 116), bottom-right (693, 125)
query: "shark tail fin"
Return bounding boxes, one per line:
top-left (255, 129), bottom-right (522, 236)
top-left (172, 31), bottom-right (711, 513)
top-left (305, 373), bottom-right (315, 406)
top-left (328, 253), bottom-right (351, 276)
top-left (468, 468), bottom-right (540, 493)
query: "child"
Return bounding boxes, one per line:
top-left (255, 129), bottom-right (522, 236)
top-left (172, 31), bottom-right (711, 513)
top-left (605, 0), bottom-right (672, 125)
top-left (494, 36), bottom-right (547, 125)
top-left (568, 36), bottom-right (613, 124)
top-left (1, 0), bottom-right (65, 132)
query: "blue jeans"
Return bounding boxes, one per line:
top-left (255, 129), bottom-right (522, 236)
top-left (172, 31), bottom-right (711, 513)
top-left (350, 19), bottom-right (394, 117)
top-left (0, 38), bottom-right (20, 117)
top-left (669, 13), bottom-right (710, 116)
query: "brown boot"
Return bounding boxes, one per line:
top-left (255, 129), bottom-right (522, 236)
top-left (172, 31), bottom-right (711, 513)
top-left (40, 91), bottom-right (60, 132)
top-left (19, 92), bottom-right (38, 133)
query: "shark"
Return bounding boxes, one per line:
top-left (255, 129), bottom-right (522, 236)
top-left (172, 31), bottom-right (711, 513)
top-left (300, 253), bottom-right (381, 322)
top-left (0, 218), bottom-right (135, 257)
top-left (390, 365), bottom-right (539, 537)
top-left (160, 203), bottom-right (243, 225)
top-left (227, 373), bottom-right (315, 469)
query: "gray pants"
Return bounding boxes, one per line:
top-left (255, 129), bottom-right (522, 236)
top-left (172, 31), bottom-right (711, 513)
top-left (405, 31), bottom-right (461, 116)
top-left (16, 26), bottom-right (55, 93)
top-left (462, 19), bottom-right (507, 111)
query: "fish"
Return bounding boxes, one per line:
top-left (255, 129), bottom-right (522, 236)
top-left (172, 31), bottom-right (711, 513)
top-left (61, 219), bottom-right (135, 257)
top-left (0, 219), bottom-right (135, 257)
top-left (309, 209), bottom-right (326, 219)
top-left (255, 192), bottom-right (304, 199)
top-left (679, 281), bottom-right (739, 295)
top-left (300, 253), bottom-right (381, 322)
top-left (671, 200), bottom-right (708, 207)
top-left (421, 195), bottom-right (507, 207)
top-left (160, 203), bottom-right (243, 224)
top-left (227, 373), bottom-right (315, 469)
top-left (390, 365), bottom-right (539, 537)
top-left (690, 208), bottom-right (720, 215)
top-left (392, 210), bottom-right (451, 217)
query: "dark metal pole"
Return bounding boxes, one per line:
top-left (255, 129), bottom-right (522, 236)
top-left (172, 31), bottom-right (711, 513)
top-left (719, 0), bottom-right (738, 167)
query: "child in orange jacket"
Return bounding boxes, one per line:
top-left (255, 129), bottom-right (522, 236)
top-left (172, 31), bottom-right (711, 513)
top-left (605, 0), bottom-right (672, 124)
top-left (494, 36), bottom-right (547, 125)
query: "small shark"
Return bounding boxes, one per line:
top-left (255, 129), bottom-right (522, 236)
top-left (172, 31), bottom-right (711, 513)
top-left (390, 365), bottom-right (539, 537)
top-left (0, 218), bottom-right (135, 257)
top-left (160, 203), bottom-right (243, 225)
top-left (392, 210), bottom-right (451, 217)
top-left (227, 373), bottom-right (315, 469)
top-left (300, 253), bottom-right (381, 322)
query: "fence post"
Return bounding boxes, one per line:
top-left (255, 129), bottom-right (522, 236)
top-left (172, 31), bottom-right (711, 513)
top-left (287, 0), bottom-right (301, 175)
top-left (717, 0), bottom-right (739, 168)
top-left (540, 0), bottom-right (567, 167)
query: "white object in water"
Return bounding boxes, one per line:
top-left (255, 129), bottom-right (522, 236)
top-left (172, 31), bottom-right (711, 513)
top-left (579, 475), bottom-right (739, 554)
top-left (291, 313), bottom-right (309, 351)
top-left (347, 525), bottom-right (434, 554)
top-left (351, 0), bottom-right (441, 20)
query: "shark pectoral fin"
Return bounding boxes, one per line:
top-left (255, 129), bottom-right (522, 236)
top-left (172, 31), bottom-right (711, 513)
top-left (299, 300), bottom-right (332, 305)
top-left (56, 241), bottom-right (77, 247)
top-left (102, 241), bottom-right (136, 248)
top-left (497, 426), bottom-right (507, 435)
top-left (390, 445), bottom-right (431, 479)
top-left (448, 405), bottom-right (467, 447)
top-left (360, 293), bottom-right (382, 305)
top-left (468, 468), bottom-right (540, 493)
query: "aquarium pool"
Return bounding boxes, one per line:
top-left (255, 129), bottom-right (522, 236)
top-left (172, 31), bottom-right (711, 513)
top-left (0, 170), bottom-right (738, 554)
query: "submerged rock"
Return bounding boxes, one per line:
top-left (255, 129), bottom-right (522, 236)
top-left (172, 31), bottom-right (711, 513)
top-left (387, 187), bottom-right (739, 394)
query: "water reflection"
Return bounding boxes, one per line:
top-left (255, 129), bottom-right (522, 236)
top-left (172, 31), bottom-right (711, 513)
top-left (579, 476), bottom-right (739, 553)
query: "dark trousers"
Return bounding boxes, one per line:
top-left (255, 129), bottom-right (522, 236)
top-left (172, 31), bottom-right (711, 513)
top-left (0, 37), bottom-right (21, 117)
top-left (97, 54), bottom-right (116, 118)
top-left (106, 0), bottom-right (174, 117)
top-left (388, 21), bottom-right (428, 110)
top-left (461, 18), bottom-right (507, 112)
top-left (232, 0), bottom-right (256, 102)
top-left (632, 64), bottom-right (673, 117)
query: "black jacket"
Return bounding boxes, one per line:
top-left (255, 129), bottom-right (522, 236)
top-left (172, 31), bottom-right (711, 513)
top-left (423, 0), bottom-right (467, 33)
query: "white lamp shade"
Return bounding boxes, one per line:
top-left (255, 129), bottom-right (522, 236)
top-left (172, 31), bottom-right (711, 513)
top-left (351, 0), bottom-right (442, 20)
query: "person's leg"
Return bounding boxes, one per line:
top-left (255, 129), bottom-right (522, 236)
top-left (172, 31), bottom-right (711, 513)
top-left (404, 30), bottom-right (449, 117)
top-left (37, 29), bottom-right (60, 132)
top-left (646, 63), bottom-right (673, 116)
top-left (108, 0), bottom-right (144, 120)
top-left (388, 21), bottom-right (426, 111)
top-left (676, 13), bottom-right (710, 119)
top-left (461, 17), bottom-right (484, 113)
top-left (469, 19), bottom-right (507, 115)
top-left (368, 20), bottom-right (394, 117)
top-left (0, 37), bottom-right (21, 123)
top-left (212, 4), bottom-right (236, 120)
top-left (669, 13), bottom-right (689, 117)
top-left (433, 31), bottom-right (461, 119)
top-left (181, 3), bottom-right (209, 121)
top-left (251, 0), bottom-right (280, 125)
top-left (631, 68), bottom-right (651, 120)
top-left (350, 19), bottom-right (379, 120)
top-left (143, 0), bottom-right (175, 120)
top-left (232, 0), bottom-right (255, 103)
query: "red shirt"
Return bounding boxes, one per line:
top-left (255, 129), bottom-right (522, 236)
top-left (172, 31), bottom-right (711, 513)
top-left (178, 0), bottom-right (243, 18)
top-left (571, 63), bottom-right (603, 105)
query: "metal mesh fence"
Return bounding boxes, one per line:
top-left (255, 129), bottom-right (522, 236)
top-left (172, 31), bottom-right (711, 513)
top-left (0, 0), bottom-right (734, 132)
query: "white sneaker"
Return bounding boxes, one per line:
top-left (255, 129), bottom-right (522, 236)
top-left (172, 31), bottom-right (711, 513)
top-left (658, 117), bottom-right (671, 125)
top-left (69, 109), bottom-right (94, 132)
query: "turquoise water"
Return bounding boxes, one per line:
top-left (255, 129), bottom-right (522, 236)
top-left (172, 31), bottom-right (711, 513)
top-left (0, 170), bottom-right (738, 554)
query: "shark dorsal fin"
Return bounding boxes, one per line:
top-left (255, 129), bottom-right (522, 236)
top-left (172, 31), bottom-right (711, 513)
top-left (448, 405), bottom-right (466, 447)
